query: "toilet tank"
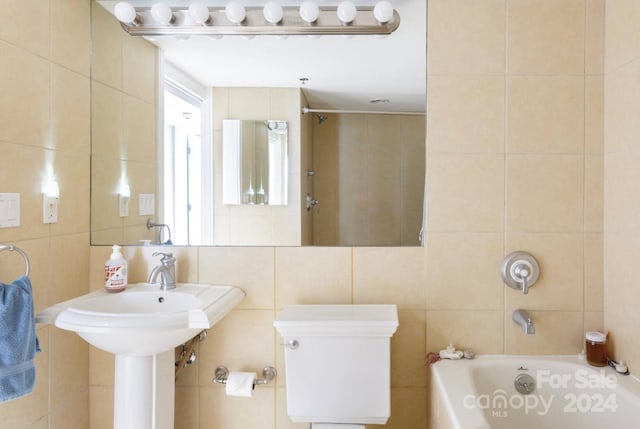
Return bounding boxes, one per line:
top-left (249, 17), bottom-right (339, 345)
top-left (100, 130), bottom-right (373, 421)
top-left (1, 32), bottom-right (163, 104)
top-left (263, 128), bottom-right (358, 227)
top-left (274, 305), bottom-right (398, 425)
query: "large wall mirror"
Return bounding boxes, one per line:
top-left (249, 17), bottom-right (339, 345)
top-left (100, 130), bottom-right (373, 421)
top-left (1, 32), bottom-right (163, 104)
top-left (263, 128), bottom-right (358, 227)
top-left (90, 0), bottom-right (426, 247)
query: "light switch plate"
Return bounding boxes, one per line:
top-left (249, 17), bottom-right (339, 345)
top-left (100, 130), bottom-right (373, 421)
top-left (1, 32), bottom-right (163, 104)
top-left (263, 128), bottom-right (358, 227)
top-left (0, 193), bottom-right (20, 228)
top-left (139, 194), bottom-right (155, 216)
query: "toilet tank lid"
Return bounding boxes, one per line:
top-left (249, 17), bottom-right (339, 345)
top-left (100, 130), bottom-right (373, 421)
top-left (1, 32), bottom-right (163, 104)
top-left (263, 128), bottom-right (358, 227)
top-left (274, 304), bottom-right (398, 337)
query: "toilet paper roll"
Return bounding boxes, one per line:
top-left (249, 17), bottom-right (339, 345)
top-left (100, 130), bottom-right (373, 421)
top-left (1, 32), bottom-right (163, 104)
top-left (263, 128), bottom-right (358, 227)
top-left (225, 371), bottom-right (257, 398)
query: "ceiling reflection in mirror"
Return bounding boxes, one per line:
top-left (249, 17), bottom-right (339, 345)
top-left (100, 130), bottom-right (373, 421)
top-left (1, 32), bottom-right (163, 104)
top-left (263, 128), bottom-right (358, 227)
top-left (90, 0), bottom-right (426, 247)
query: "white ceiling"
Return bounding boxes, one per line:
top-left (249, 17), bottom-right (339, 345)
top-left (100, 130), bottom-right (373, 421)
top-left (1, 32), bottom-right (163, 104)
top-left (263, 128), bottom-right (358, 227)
top-left (98, 1), bottom-right (426, 112)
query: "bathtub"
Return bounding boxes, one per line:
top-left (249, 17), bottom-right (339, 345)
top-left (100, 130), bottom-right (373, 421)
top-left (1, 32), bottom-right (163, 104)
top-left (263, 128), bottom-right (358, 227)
top-left (430, 355), bottom-right (640, 429)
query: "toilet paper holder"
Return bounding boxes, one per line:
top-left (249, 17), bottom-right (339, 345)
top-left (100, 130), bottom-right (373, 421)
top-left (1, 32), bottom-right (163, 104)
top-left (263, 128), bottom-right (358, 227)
top-left (212, 365), bottom-right (277, 387)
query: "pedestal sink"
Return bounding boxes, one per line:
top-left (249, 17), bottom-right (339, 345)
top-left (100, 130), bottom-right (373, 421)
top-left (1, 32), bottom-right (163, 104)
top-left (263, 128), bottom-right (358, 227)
top-left (36, 283), bottom-right (245, 429)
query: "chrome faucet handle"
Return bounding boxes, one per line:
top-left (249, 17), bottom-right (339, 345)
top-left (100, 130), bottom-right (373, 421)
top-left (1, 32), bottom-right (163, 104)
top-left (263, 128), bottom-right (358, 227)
top-left (514, 264), bottom-right (530, 294)
top-left (149, 252), bottom-right (177, 290)
top-left (501, 251), bottom-right (539, 295)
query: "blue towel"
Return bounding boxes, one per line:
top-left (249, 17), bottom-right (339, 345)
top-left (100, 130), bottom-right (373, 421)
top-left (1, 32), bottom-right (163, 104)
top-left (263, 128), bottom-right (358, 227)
top-left (0, 275), bottom-right (40, 402)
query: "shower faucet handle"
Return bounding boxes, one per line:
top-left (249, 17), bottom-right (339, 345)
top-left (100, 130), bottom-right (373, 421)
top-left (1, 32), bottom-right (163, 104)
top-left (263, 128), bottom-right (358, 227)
top-left (501, 251), bottom-right (540, 295)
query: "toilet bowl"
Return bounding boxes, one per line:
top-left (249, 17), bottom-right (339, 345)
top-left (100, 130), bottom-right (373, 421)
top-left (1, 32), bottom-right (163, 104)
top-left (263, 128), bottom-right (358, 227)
top-left (274, 304), bottom-right (399, 427)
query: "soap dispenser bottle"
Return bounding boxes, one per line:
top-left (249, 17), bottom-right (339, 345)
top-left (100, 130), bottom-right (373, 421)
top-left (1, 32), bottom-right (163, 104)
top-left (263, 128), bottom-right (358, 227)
top-left (104, 245), bottom-right (128, 293)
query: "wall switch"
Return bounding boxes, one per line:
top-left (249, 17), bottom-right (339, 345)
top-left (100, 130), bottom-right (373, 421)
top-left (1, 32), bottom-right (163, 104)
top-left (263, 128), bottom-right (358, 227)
top-left (43, 195), bottom-right (59, 224)
top-left (139, 194), bottom-right (155, 216)
top-left (0, 193), bottom-right (20, 228)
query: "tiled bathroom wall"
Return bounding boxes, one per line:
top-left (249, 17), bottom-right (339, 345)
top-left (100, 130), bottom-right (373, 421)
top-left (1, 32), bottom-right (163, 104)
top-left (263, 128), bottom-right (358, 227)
top-left (603, 0), bottom-right (640, 374)
top-left (426, 0), bottom-right (604, 351)
top-left (90, 4), bottom-right (158, 245)
top-left (0, 0), bottom-right (92, 427)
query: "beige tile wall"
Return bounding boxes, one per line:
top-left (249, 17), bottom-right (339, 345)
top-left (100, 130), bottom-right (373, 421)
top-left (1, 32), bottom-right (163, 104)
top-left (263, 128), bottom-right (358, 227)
top-left (311, 114), bottom-right (425, 246)
top-left (603, 0), bottom-right (640, 374)
top-left (90, 3), bottom-right (157, 245)
top-left (212, 87), bottom-right (304, 246)
top-left (426, 0), bottom-right (603, 363)
top-left (0, 0), bottom-right (91, 427)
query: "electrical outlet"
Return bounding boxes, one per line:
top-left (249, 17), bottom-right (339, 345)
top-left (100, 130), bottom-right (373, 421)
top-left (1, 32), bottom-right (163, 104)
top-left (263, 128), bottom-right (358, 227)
top-left (43, 195), bottom-right (58, 224)
top-left (119, 195), bottom-right (130, 217)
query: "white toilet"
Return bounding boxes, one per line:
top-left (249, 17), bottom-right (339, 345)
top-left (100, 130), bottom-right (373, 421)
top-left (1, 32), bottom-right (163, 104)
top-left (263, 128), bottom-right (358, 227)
top-left (274, 304), bottom-right (399, 428)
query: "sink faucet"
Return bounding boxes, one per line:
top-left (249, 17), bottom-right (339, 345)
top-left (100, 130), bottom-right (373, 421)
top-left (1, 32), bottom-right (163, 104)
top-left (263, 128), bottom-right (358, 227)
top-left (146, 218), bottom-right (172, 245)
top-left (148, 252), bottom-right (176, 290)
top-left (512, 309), bottom-right (535, 335)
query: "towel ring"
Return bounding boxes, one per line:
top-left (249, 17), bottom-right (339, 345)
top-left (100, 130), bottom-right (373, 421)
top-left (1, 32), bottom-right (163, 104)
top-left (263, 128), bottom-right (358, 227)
top-left (0, 244), bottom-right (30, 277)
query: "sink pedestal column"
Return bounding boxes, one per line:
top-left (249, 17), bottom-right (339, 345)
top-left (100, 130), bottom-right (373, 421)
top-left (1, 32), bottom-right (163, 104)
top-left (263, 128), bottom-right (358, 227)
top-left (113, 350), bottom-right (174, 429)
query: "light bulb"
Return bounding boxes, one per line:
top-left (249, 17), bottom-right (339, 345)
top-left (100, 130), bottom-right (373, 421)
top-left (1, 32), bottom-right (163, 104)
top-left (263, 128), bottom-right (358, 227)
top-left (114, 2), bottom-right (138, 24)
top-left (263, 2), bottom-right (284, 24)
top-left (373, 1), bottom-right (394, 24)
top-left (225, 1), bottom-right (246, 24)
top-left (43, 179), bottom-right (60, 199)
top-left (151, 3), bottom-right (175, 25)
top-left (337, 1), bottom-right (357, 24)
top-left (119, 183), bottom-right (131, 198)
top-left (189, 2), bottom-right (211, 25)
top-left (299, 1), bottom-right (320, 24)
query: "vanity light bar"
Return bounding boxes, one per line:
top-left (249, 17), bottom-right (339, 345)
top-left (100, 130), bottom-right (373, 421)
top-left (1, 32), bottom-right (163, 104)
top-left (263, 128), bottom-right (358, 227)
top-left (114, 3), bottom-right (400, 37)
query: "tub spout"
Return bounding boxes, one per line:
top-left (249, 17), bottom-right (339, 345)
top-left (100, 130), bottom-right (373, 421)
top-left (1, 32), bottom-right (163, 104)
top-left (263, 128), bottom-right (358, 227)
top-left (513, 309), bottom-right (535, 335)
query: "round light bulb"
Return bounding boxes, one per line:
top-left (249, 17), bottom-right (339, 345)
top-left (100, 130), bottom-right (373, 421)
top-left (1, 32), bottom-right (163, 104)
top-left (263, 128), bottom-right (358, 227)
top-left (151, 3), bottom-right (174, 25)
top-left (299, 1), bottom-right (320, 24)
top-left (263, 2), bottom-right (284, 24)
top-left (189, 2), bottom-right (211, 25)
top-left (337, 1), bottom-right (357, 24)
top-left (373, 1), bottom-right (394, 24)
top-left (225, 2), bottom-right (246, 24)
top-left (114, 2), bottom-right (137, 24)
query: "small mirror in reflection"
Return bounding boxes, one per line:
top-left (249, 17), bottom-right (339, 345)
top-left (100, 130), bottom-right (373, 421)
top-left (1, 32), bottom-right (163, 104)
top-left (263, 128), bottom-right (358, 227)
top-left (222, 119), bottom-right (289, 206)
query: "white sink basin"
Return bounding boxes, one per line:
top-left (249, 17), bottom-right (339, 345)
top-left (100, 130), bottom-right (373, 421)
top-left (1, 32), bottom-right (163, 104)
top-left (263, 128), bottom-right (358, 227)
top-left (37, 283), bottom-right (245, 355)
